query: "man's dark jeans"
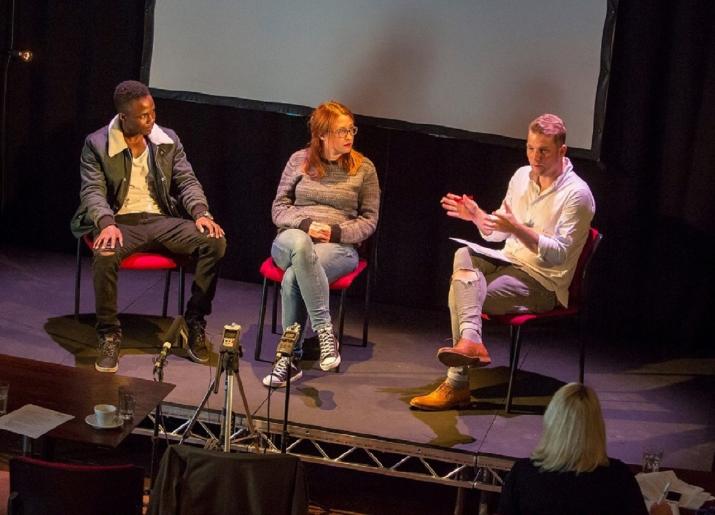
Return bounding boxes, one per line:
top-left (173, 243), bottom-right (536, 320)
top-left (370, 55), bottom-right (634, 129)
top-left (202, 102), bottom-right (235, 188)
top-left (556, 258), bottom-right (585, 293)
top-left (92, 213), bottom-right (226, 333)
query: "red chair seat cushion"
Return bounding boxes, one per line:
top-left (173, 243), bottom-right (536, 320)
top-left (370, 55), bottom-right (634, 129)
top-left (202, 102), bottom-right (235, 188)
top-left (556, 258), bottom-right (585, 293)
top-left (330, 259), bottom-right (368, 289)
top-left (83, 234), bottom-right (182, 270)
top-left (259, 257), bottom-right (368, 290)
top-left (259, 257), bottom-right (287, 282)
top-left (119, 253), bottom-right (179, 270)
top-left (482, 306), bottom-right (579, 327)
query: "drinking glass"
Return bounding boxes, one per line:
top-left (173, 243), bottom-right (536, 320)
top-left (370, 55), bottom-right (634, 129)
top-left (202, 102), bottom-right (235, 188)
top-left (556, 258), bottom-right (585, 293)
top-left (118, 387), bottom-right (136, 421)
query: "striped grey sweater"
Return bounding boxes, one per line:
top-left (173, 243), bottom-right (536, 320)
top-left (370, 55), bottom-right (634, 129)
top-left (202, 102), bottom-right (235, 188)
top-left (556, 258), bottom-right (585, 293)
top-left (272, 149), bottom-right (380, 245)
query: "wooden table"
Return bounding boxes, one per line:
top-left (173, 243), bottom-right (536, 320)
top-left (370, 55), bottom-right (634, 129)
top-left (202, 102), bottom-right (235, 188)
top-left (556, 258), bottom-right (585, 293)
top-left (0, 353), bottom-right (174, 448)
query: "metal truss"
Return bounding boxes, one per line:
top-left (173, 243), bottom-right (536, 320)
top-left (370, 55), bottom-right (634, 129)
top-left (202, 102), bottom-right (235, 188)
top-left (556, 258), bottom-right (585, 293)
top-left (134, 402), bottom-right (515, 492)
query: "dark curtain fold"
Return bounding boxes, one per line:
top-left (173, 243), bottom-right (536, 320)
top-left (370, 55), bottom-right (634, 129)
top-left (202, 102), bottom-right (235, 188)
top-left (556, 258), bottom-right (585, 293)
top-left (600, 0), bottom-right (715, 348)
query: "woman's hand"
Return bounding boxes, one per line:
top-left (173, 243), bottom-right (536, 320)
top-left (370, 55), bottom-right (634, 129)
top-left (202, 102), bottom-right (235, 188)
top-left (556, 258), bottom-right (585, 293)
top-left (649, 500), bottom-right (673, 515)
top-left (309, 222), bottom-right (331, 243)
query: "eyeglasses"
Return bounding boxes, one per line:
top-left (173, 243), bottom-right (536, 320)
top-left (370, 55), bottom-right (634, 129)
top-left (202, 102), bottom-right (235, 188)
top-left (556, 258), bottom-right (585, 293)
top-left (332, 126), bottom-right (358, 138)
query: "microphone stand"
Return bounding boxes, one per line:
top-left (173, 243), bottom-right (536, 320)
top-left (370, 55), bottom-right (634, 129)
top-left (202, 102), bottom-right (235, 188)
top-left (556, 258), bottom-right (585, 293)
top-left (148, 318), bottom-right (186, 488)
top-left (149, 351), bottom-right (167, 489)
top-left (281, 349), bottom-right (295, 454)
top-left (272, 323), bottom-right (301, 453)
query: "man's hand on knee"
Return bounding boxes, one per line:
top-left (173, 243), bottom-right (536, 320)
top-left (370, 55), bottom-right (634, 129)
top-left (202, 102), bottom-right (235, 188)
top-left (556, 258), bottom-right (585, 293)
top-left (93, 225), bottom-right (123, 254)
top-left (195, 216), bottom-right (225, 239)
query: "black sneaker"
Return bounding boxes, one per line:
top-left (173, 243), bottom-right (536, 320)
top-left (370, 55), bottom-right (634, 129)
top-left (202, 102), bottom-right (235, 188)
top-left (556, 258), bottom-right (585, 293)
top-left (95, 330), bottom-right (121, 373)
top-left (186, 319), bottom-right (210, 363)
top-left (317, 325), bottom-right (341, 371)
top-left (262, 357), bottom-right (303, 388)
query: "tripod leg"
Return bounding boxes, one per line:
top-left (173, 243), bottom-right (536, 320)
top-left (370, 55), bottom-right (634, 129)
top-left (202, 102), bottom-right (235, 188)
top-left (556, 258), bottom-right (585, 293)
top-left (179, 373), bottom-right (219, 445)
top-left (234, 372), bottom-right (260, 452)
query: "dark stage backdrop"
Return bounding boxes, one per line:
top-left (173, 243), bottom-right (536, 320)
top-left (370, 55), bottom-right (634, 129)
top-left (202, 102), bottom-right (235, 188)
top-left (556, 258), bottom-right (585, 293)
top-left (1, 1), bottom-right (713, 350)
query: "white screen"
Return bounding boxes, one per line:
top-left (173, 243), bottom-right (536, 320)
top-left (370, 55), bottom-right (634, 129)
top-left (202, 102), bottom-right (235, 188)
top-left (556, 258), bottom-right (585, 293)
top-left (149, 0), bottom-right (608, 150)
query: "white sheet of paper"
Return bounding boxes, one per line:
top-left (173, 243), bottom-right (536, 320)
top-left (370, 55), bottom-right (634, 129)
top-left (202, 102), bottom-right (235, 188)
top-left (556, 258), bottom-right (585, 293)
top-left (0, 403), bottom-right (75, 439)
top-left (449, 237), bottom-right (514, 264)
top-left (636, 470), bottom-right (714, 510)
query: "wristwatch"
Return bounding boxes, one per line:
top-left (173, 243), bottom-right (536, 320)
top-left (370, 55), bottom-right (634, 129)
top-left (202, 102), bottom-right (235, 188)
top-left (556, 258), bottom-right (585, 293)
top-left (199, 211), bottom-right (214, 221)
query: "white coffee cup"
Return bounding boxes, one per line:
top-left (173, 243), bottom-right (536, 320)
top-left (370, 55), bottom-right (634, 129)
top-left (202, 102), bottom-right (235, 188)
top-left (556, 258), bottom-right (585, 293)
top-left (94, 404), bottom-right (117, 427)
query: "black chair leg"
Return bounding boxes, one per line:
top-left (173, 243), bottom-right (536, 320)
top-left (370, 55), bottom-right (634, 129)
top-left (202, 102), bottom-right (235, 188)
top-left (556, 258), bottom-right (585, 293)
top-left (361, 265), bottom-right (371, 347)
top-left (74, 238), bottom-right (82, 320)
top-left (162, 270), bottom-right (171, 318)
top-left (337, 290), bottom-right (347, 342)
top-left (505, 326), bottom-right (522, 413)
top-left (508, 326), bottom-right (516, 367)
top-left (255, 278), bottom-right (270, 361)
top-left (178, 266), bottom-right (185, 315)
top-left (271, 281), bottom-right (279, 334)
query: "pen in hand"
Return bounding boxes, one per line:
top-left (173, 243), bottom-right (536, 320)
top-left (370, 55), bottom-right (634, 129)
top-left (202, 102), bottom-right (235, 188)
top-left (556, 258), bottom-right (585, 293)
top-left (657, 481), bottom-right (671, 503)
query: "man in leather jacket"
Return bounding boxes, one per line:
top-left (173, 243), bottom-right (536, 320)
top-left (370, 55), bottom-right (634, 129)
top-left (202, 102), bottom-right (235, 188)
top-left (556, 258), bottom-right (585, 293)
top-left (71, 80), bottom-right (226, 372)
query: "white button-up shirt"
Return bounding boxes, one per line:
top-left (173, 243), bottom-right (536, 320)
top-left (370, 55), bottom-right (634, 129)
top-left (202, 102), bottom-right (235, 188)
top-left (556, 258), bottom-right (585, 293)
top-left (481, 158), bottom-right (595, 307)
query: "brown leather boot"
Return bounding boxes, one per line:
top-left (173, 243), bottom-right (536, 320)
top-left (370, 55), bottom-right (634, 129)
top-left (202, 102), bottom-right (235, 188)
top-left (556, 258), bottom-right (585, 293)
top-left (437, 338), bottom-right (492, 368)
top-left (409, 381), bottom-right (471, 410)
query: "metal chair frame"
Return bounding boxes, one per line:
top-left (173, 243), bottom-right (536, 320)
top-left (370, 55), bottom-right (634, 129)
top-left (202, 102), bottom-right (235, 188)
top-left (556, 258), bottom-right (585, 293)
top-left (483, 228), bottom-right (603, 413)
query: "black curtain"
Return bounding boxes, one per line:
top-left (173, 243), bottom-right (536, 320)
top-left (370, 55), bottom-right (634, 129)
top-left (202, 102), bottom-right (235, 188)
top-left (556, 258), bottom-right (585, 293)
top-left (1, 0), bottom-right (713, 351)
top-left (598, 0), bottom-right (715, 349)
top-left (0, 0), bottom-right (146, 242)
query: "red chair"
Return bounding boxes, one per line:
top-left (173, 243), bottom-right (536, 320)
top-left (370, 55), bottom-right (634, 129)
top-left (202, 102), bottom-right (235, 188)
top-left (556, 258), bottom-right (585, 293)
top-left (7, 456), bottom-right (145, 515)
top-left (73, 234), bottom-right (187, 320)
top-left (482, 228), bottom-right (603, 413)
top-left (254, 253), bottom-right (372, 362)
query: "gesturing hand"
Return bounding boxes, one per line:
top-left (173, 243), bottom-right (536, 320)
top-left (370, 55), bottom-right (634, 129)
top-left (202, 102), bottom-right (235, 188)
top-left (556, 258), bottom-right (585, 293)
top-left (490, 201), bottom-right (519, 233)
top-left (441, 193), bottom-right (495, 235)
top-left (441, 193), bottom-right (477, 221)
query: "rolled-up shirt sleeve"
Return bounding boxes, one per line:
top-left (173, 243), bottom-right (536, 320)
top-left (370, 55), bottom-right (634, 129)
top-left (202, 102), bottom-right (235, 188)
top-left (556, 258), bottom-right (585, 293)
top-left (536, 189), bottom-right (595, 267)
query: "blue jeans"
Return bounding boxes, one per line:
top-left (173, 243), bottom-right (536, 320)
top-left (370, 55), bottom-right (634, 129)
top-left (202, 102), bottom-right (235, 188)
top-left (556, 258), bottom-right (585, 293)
top-left (271, 229), bottom-right (358, 358)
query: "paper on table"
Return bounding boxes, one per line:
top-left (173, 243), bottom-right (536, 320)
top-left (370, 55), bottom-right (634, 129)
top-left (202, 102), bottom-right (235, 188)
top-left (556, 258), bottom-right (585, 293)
top-left (636, 470), bottom-right (715, 510)
top-left (0, 403), bottom-right (74, 439)
top-left (449, 237), bottom-right (514, 264)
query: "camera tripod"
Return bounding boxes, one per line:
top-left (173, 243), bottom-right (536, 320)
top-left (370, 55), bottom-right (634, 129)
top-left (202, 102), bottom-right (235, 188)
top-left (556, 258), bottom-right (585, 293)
top-left (178, 327), bottom-right (265, 452)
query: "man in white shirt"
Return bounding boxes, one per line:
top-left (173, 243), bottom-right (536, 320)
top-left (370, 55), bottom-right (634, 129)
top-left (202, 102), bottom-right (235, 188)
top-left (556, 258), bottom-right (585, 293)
top-left (411, 114), bottom-right (595, 410)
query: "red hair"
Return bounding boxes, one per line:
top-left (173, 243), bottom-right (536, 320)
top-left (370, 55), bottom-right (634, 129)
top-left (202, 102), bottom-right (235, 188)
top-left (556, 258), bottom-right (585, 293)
top-left (303, 100), bottom-right (363, 179)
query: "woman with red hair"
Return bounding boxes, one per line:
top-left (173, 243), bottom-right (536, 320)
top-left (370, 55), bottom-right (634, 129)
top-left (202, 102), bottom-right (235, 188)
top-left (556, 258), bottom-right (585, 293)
top-left (263, 101), bottom-right (380, 388)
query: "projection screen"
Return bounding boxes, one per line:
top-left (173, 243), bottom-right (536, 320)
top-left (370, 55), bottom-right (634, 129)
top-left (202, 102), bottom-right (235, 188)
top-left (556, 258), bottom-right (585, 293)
top-left (145, 0), bottom-right (616, 156)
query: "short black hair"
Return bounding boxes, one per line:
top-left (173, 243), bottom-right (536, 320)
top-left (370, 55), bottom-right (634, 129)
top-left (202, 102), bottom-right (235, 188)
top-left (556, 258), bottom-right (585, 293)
top-left (113, 80), bottom-right (151, 112)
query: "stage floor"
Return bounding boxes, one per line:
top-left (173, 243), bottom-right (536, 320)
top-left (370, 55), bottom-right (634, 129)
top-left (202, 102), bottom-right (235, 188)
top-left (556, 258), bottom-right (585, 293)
top-left (1, 245), bottom-right (713, 472)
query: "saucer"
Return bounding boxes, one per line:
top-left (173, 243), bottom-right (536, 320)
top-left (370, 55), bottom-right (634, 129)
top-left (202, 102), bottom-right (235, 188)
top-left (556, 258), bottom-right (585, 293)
top-left (85, 414), bottom-right (123, 429)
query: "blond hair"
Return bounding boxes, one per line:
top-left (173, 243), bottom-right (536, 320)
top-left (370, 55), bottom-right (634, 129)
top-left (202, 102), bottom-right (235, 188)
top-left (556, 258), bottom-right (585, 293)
top-left (531, 383), bottom-right (609, 473)
top-left (529, 113), bottom-right (567, 146)
top-left (304, 100), bottom-right (363, 179)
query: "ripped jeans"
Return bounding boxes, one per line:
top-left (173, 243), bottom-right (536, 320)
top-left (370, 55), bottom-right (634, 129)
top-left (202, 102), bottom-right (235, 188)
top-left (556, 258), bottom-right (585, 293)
top-left (446, 246), bottom-right (556, 388)
top-left (271, 229), bottom-right (358, 358)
